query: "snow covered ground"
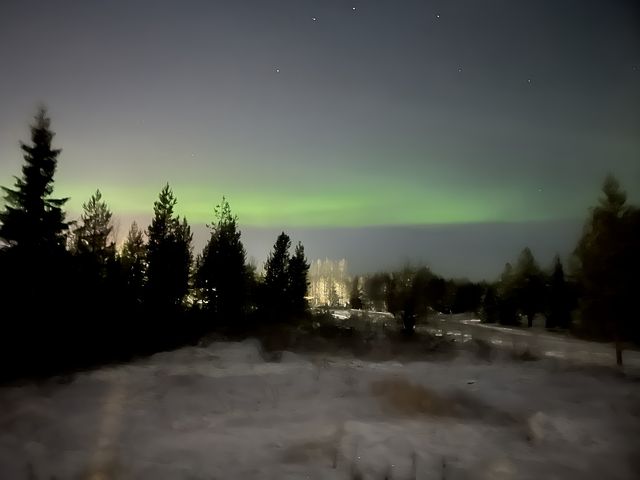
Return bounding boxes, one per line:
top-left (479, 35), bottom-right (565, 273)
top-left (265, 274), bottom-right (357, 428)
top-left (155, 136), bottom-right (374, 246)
top-left (0, 340), bottom-right (639, 479)
top-left (427, 316), bottom-right (640, 371)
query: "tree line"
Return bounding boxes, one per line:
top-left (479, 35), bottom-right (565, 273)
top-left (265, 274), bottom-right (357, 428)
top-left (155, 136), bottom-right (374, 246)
top-left (1, 108), bottom-right (637, 374)
top-left (481, 175), bottom-right (639, 364)
top-left (346, 176), bottom-right (639, 364)
top-left (348, 269), bottom-right (484, 334)
top-left (0, 108), bottom-right (310, 380)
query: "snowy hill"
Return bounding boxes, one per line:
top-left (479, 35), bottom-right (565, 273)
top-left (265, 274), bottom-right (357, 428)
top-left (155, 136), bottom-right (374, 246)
top-left (0, 340), bottom-right (638, 479)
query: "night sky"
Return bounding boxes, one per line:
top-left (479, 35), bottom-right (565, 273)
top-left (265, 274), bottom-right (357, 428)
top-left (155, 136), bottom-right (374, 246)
top-left (1, 0), bottom-right (639, 279)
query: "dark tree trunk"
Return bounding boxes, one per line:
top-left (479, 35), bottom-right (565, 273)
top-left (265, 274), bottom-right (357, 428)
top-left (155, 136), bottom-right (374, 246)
top-left (614, 318), bottom-right (623, 367)
top-left (615, 334), bottom-right (623, 366)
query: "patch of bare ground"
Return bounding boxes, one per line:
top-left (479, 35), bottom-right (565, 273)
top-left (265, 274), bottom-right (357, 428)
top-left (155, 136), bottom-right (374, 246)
top-left (371, 377), bottom-right (518, 425)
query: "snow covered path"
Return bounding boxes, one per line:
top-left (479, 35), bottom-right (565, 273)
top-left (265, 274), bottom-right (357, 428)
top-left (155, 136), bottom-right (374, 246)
top-left (0, 341), bottom-right (638, 479)
top-left (424, 315), bottom-right (640, 372)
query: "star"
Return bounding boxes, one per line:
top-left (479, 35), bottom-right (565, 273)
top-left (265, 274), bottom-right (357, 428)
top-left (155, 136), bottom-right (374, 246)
top-left (312, 17), bottom-right (317, 22)
top-left (527, 78), bottom-right (533, 85)
top-left (352, 7), bottom-right (356, 12)
top-left (457, 66), bottom-right (463, 73)
top-left (435, 13), bottom-right (440, 19)
top-left (275, 68), bottom-right (280, 73)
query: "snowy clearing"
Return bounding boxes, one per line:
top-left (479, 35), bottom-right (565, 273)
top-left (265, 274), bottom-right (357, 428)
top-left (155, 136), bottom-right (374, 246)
top-left (0, 340), bottom-right (639, 479)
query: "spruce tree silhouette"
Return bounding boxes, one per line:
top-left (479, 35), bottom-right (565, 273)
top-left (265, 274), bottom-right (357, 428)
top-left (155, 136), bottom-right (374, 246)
top-left (513, 247), bottom-right (545, 328)
top-left (145, 184), bottom-right (192, 312)
top-left (546, 256), bottom-right (571, 330)
top-left (349, 276), bottom-right (363, 310)
top-left (287, 241), bottom-right (310, 317)
top-left (121, 221), bottom-right (146, 305)
top-left (496, 262), bottom-right (518, 325)
top-left (364, 273), bottom-right (388, 311)
top-left (0, 107), bottom-right (72, 378)
top-left (263, 232), bottom-right (291, 318)
top-left (72, 189), bottom-right (115, 268)
top-left (197, 197), bottom-right (247, 323)
top-left (0, 107), bottom-right (69, 251)
top-left (481, 285), bottom-right (500, 323)
top-left (574, 175), bottom-right (636, 365)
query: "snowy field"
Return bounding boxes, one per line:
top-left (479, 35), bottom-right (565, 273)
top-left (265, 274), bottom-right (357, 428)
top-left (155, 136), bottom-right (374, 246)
top-left (1, 340), bottom-right (639, 479)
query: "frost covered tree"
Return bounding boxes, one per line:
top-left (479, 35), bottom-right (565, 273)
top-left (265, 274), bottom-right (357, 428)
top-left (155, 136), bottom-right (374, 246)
top-left (328, 281), bottom-right (340, 307)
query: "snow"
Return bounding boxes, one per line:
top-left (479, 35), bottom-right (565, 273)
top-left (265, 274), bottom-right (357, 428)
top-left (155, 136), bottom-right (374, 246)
top-left (0, 339), bottom-right (639, 479)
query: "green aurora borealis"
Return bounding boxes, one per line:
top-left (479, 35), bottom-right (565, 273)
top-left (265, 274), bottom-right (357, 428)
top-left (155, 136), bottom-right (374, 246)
top-left (54, 174), bottom-right (581, 228)
top-left (1, 0), bottom-right (639, 277)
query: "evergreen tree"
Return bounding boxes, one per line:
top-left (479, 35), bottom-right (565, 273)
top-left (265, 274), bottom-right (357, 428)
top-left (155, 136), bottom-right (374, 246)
top-left (384, 272), bottom-right (402, 316)
top-left (625, 208), bottom-right (640, 344)
top-left (545, 256), bottom-right (571, 329)
top-left (197, 197), bottom-right (247, 320)
top-left (73, 189), bottom-right (115, 266)
top-left (0, 107), bottom-right (68, 252)
top-left (145, 184), bottom-right (192, 310)
top-left (349, 275), bottom-right (363, 310)
top-left (263, 232), bottom-right (291, 315)
top-left (452, 281), bottom-right (484, 314)
top-left (288, 241), bottom-right (310, 316)
top-left (121, 221), bottom-right (146, 302)
top-left (0, 108), bottom-right (72, 377)
top-left (175, 217), bottom-right (193, 302)
top-left (244, 259), bottom-right (260, 314)
top-left (386, 267), bottom-right (432, 335)
top-left (497, 262), bottom-right (518, 325)
top-left (481, 284), bottom-right (499, 323)
top-left (425, 275), bottom-right (448, 313)
top-left (573, 175), bottom-right (635, 365)
top-left (411, 267), bottom-right (434, 316)
top-left (328, 281), bottom-right (340, 308)
top-left (363, 273), bottom-right (388, 311)
top-left (513, 247), bottom-right (545, 327)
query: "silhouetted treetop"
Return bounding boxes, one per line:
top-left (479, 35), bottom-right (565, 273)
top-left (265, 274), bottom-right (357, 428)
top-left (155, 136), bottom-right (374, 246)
top-left (287, 241), bottom-right (310, 316)
top-left (145, 184), bottom-right (192, 309)
top-left (0, 107), bottom-right (68, 251)
top-left (197, 197), bottom-right (247, 320)
top-left (73, 189), bottom-right (114, 264)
